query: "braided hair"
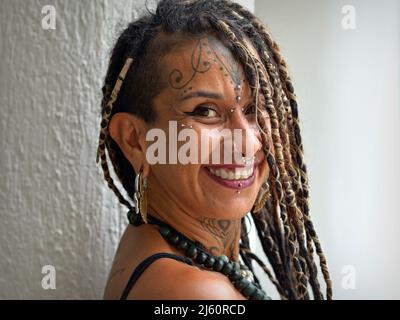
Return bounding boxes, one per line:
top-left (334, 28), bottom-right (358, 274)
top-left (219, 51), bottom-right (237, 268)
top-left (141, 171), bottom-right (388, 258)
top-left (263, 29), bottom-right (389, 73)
top-left (96, 0), bottom-right (333, 300)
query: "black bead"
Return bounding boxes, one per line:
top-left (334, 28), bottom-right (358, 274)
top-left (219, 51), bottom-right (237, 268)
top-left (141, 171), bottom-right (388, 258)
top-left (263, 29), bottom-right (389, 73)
top-left (236, 278), bottom-right (250, 290)
top-left (286, 80), bottom-right (294, 94)
top-left (167, 232), bottom-right (180, 244)
top-left (222, 262), bottom-right (233, 275)
top-left (196, 252), bottom-right (208, 264)
top-left (243, 283), bottom-right (257, 297)
top-left (218, 255), bottom-right (229, 263)
top-left (204, 256), bottom-right (216, 268)
top-left (212, 259), bottom-right (224, 272)
top-left (127, 211), bottom-right (143, 226)
top-left (240, 264), bottom-right (249, 270)
top-left (290, 99), bottom-right (298, 118)
top-left (228, 269), bottom-right (243, 281)
top-left (186, 245), bottom-right (198, 258)
top-left (178, 239), bottom-right (189, 251)
top-left (159, 226), bottom-right (171, 238)
top-left (233, 261), bottom-right (240, 271)
top-left (250, 288), bottom-right (264, 300)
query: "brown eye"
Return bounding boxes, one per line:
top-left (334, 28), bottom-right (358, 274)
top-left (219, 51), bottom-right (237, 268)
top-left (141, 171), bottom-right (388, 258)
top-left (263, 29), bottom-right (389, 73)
top-left (244, 104), bottom-right (256, 115)
top-left (184, 105), bottom-right (219, 118)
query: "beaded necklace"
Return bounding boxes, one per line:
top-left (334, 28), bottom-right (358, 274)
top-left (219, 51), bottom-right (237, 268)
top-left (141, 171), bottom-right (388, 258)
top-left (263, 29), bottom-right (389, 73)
top-left (127, 209), bottom-right (271, 300)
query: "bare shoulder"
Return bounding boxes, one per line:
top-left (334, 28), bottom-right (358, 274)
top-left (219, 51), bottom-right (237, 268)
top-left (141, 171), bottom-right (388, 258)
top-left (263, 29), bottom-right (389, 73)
top-left (127, 257), bottom-right (246, 300)
top-left (103, 224), bottom-right (246, 300)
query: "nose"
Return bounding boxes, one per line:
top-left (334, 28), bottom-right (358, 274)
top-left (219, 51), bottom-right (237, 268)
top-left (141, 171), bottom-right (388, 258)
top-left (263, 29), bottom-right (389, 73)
top-left (228, 110), bottom-right (262, 164)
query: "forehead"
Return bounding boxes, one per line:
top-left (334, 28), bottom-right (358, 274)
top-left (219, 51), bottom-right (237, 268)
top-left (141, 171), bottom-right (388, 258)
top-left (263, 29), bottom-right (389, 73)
top-left (158, 34), bottom-right (248, 100)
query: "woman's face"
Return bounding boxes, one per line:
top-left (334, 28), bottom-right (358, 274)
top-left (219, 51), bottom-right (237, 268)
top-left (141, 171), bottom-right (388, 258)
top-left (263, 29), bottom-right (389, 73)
top-left (143, 34), bottom-right (271, 220)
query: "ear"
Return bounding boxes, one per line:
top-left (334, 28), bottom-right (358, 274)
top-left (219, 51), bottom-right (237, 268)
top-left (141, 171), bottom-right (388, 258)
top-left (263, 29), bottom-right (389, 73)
top-left (108, 112), bottom-right (150, 177)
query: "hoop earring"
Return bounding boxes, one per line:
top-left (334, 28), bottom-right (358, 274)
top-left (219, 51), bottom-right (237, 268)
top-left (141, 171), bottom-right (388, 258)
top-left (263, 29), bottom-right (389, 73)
top-left (252, 181), bottom-right (270, 213)
top-left (134, 165), bottom-right (148, 224)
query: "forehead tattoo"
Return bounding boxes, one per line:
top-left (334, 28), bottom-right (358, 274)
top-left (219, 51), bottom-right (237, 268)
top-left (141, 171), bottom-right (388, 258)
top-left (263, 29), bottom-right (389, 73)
top-left (167, 35), bottom-right (245, 98)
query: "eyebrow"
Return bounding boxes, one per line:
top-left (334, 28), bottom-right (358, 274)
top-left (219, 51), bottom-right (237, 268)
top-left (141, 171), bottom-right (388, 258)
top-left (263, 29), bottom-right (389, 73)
top-left (180, 90), bottom-right (224, 101)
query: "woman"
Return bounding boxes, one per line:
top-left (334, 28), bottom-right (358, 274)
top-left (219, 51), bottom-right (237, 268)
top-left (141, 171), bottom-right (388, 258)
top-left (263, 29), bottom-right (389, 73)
top-left (98, 0), bottom-right (332, 300)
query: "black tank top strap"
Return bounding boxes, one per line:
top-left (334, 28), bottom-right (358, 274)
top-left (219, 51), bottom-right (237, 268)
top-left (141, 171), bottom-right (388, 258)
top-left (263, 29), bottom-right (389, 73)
top-left (120, 252), bottom-right (194, 300)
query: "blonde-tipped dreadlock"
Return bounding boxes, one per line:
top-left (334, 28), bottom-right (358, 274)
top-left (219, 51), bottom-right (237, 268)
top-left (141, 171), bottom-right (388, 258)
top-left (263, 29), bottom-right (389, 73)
top-left (96, 0), bottom-right (332, 300)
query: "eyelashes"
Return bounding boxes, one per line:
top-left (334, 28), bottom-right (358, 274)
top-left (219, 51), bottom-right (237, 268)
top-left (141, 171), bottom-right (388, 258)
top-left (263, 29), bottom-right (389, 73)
top-left (184, 105), bottom-right (219, 118)
top-left (183, 103), bottom-right (258, 119)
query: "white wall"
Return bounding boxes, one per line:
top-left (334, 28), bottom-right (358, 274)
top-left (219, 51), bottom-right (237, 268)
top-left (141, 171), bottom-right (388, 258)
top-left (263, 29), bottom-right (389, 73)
top-left (254, 0), bottom-right (400, 299)
top-left (0, 0), bottom-right (160, 300)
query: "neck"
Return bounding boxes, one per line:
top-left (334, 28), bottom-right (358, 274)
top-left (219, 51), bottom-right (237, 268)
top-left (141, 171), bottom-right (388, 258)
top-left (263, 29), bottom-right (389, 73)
top-left (147, 194), bottom-right (242, 262)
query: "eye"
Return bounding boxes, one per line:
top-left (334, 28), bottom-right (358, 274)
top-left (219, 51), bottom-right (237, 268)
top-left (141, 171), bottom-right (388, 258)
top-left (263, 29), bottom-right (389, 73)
top-left (244, 104), bottom-right (256, 115)
top-left (184, 105), bottom-right (219, 118)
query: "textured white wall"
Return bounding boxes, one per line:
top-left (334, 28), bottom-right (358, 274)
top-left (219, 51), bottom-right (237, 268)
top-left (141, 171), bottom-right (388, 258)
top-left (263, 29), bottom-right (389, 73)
top-left (255, 0), bottom-right (400, 299)
top-left (0, 0), bottom-right (256, 300)
top-left (0, 0), bottom-right (159, 300)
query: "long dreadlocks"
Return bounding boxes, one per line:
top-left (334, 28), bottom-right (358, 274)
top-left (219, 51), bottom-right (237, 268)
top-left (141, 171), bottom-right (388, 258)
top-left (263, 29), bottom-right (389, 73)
top-left (96, 0), bottom-right (332, 300)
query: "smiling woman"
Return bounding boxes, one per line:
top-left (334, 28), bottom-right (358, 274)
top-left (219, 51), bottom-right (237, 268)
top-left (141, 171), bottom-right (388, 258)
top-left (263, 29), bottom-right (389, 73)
top-left (97, 0), bottom-right (332, 300)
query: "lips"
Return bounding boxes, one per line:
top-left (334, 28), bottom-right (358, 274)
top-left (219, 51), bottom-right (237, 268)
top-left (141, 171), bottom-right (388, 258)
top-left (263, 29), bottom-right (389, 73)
top-left (204, 163), bottom-right (257, 190)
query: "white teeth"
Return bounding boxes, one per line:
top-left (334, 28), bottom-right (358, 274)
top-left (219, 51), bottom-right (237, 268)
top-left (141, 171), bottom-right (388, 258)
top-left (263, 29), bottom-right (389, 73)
top-left (208, 166), bottom-right (254, 180)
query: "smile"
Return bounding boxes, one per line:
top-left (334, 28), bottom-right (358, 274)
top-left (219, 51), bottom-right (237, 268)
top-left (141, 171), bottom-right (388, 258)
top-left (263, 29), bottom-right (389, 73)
top-left (204, 164), bottom-right (257, 190)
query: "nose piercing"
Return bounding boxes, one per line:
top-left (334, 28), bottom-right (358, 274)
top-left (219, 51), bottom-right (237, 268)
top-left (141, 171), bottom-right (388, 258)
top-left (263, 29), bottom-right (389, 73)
top-left (180, 123), bottom-right (193, 129)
